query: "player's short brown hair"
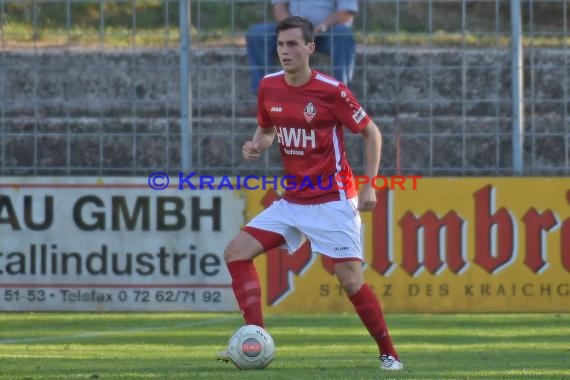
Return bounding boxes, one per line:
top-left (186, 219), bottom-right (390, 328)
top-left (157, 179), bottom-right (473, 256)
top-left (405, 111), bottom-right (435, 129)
top-left (275, 16), bottom-right (315, 44)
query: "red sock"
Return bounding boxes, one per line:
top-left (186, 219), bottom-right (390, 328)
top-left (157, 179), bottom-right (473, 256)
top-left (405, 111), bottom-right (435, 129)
top-left (348, 284), bottom-right (399, 360)
top-left (227, 260), bottom-right (264, 328)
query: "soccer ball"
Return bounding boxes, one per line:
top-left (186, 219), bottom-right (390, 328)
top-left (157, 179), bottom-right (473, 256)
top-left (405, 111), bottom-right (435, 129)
top-left (226, 324), bottom-right (276, 370)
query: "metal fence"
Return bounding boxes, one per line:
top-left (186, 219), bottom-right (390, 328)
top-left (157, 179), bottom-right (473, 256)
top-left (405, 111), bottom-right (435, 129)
top-left (0, 0), bottom-right (568, 176)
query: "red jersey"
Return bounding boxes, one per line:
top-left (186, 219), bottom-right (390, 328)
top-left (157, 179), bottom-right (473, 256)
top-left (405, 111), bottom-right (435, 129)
top-left (257, 70), bottom-right (372, 205)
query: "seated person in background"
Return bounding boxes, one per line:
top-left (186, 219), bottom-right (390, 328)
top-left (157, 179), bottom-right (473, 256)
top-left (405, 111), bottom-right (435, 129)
top-left (246, 0), bottom-right (357, 95)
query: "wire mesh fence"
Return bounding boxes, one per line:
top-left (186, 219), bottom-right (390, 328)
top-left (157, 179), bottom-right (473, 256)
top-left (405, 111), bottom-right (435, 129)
top-left (0, 0), bottom-right (568, 176)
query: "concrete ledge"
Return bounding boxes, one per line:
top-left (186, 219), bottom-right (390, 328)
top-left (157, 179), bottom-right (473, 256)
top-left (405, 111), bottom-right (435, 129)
top-left (1, 47), bottom-right (568, 175)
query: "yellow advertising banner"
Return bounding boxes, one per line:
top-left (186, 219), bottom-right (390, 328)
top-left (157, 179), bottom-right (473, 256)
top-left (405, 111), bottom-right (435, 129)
top-left (245, 178), bottom-right (570, 313)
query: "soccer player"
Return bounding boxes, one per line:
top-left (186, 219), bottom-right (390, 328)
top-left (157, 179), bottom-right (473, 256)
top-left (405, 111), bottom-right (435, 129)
top-left (219, 16), bottom-right (403, 371)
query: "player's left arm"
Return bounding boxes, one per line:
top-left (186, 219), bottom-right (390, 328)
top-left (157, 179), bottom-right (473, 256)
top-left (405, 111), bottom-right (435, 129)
top-left (358, 120), bottom-right (382, 212)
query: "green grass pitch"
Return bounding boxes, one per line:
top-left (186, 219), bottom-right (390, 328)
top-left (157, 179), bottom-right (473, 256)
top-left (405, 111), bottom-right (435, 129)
top-left (0, 312), bottom-right (568, 379)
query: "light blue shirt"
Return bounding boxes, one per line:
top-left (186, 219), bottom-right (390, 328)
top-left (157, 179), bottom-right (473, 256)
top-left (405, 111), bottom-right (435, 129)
top-left (272, 0), bottom-right (358, 26)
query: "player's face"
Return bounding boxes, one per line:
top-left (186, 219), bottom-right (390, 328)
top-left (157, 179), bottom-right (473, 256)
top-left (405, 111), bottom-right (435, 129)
top-left (276, 28), bottom-right (315, 73)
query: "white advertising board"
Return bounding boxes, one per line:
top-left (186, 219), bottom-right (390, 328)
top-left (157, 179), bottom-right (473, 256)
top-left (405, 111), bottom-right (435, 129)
top-left (0, 177), bottom-right (243, 311)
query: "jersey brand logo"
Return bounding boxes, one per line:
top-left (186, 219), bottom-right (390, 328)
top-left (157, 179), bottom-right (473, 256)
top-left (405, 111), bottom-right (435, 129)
top-left (270, 106), bottom-right (283, 112)
top-left (303, 102), bottom-right (316, 123)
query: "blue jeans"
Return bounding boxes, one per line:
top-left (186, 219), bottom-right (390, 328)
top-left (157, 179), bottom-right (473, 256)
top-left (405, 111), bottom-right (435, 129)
top-left (246, 23), bottom-right (356, 94)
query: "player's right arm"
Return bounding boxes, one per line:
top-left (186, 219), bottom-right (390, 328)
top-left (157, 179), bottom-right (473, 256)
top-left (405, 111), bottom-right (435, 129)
top-left (243, 127), bottom-right (276, 160)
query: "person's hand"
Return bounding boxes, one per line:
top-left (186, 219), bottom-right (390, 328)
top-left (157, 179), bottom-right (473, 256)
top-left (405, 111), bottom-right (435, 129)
top-left (357, 184), bottom-right (377, 212)
top-left (315, 23), bottom-right (328, 33)
top-left (243, 141), bottom-right (261, 160)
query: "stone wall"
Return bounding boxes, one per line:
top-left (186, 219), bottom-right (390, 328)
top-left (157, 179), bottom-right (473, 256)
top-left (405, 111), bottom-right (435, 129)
top-left (0, 47), bottom-right (568, 175)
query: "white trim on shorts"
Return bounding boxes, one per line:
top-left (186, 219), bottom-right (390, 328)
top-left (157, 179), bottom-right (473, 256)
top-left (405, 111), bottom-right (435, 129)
top-left (246, 197), bottom-right (363, 260)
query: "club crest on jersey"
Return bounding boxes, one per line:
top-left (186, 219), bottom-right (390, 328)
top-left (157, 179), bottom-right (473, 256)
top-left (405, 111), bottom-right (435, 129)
top-left (303, 102), bottom-right (317, 123)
